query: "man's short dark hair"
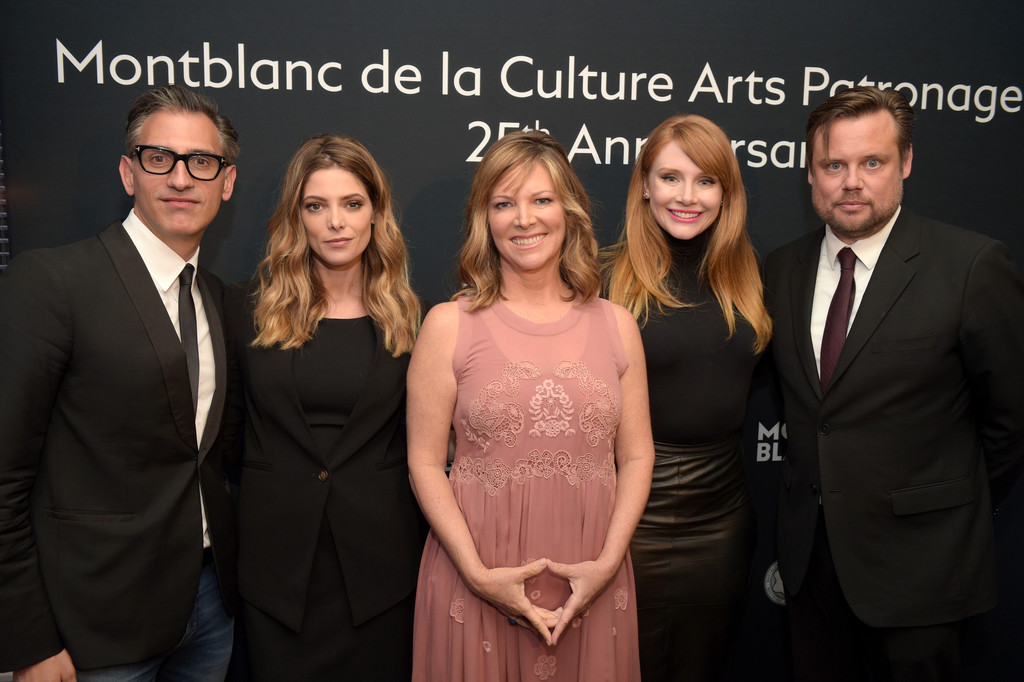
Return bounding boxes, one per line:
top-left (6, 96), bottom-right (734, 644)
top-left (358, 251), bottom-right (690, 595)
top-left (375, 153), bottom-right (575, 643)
top-left (125, 85), bottom-right (239, 164)
top-left (806, 86), bottom-right (914, 167)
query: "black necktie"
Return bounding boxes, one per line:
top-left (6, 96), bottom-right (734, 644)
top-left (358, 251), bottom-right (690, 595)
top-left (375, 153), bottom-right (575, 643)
top-left (820, 247), bottom-right (856, 392)
top-left (178, 264), bottom-right (199, 413)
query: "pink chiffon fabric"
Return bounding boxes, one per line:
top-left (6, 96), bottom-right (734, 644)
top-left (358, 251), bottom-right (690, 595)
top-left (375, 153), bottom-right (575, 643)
top-left (412, 297), bottom-right (641, 681)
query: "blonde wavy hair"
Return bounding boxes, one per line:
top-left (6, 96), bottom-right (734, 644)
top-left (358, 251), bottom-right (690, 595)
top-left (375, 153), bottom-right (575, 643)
top-left (604, 114), bottom-right (771, 352)
top-left (455, 130), bottom-right (600, 310)
top-left (252, 134), bottom-right (420, 355)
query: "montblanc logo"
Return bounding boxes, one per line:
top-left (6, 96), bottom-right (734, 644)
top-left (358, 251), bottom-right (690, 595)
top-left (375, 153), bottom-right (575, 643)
top-left (755, 421), bottom-right (786, 462)
top-left (763, 561), bottom-right (786, 606)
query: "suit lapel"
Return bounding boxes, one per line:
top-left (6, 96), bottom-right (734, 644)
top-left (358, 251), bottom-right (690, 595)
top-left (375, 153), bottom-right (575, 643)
top-left (827, 214), bottom-right (920, 391)
top-left (196, 271), bottom-right (226, 461)
top-left (791, 232), bottom-right (825, 399)
top-left (239, 337), bottom-right (320, 462)
top-left (98, 223), bottom-right (198, 449)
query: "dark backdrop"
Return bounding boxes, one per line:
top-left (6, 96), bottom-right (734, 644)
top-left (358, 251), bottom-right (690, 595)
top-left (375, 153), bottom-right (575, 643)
top-left (2, 1), bottom-right (1022, 679)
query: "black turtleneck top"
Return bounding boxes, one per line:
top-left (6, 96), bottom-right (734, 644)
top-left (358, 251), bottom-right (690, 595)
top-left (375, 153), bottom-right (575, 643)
top-left (640, 231), bottom-right (761, 445)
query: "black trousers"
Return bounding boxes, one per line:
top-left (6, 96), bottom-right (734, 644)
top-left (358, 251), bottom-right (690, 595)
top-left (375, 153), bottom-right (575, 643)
top-left (786, 508), bottom-right (963, 682)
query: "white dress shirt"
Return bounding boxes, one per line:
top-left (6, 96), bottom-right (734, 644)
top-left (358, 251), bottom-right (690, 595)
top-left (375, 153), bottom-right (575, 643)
top-left (122, 209), bottom-right (214, 547)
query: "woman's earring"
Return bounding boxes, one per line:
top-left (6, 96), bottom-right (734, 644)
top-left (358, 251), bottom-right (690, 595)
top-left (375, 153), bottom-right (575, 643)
top-left (642, 190), bottom-right (649, 199)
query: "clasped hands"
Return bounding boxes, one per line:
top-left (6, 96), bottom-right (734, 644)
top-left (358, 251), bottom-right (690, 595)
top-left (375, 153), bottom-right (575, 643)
top-left (465, 557), bottom-right (617, 646)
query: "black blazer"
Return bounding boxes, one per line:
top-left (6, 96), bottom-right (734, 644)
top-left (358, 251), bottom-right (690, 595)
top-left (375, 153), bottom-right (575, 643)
top-left (225, 285), bottom-right (426, 631)
top-left (0, 223), bottom-right (238, 671)
top-left (763, 212), bottom-right (1024, 628)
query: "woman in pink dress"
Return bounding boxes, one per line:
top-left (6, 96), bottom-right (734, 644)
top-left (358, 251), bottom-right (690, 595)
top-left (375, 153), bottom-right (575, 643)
top-left (407, 131), bottom-right (654, 681)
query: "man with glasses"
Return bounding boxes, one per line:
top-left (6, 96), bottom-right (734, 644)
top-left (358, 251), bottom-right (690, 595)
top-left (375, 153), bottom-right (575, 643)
top-left (0, 85), bottom-right (239, 680)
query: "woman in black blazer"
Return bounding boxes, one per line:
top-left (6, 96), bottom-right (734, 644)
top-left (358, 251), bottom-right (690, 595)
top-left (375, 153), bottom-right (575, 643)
top-left (226, 134), bottom-right (425, 680)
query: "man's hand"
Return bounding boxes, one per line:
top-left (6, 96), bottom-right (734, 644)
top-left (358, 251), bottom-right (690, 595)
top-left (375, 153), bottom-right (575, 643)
top-left (13, 649), bottom-right (76, 682)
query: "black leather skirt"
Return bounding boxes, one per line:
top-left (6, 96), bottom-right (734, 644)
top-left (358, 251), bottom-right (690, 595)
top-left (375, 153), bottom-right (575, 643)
top-left (630, 436), bottom-right (757, 606)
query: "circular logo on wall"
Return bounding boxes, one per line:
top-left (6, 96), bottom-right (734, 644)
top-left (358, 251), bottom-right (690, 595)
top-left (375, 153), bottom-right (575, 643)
top-left (763, 560), bottom-right (786, 606)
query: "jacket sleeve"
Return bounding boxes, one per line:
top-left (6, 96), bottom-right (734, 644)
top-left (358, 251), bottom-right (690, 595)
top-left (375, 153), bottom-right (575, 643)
top-left (959, 240), bottom-right (1024, 507)
top-left (218, 281), bottom-right (252, 480)
top-left (0, 252), bottom-right (70, 670)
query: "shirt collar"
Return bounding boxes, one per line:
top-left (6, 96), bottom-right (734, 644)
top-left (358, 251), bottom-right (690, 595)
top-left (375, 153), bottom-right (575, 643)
top-left (122, 209), bottom-right (200, 293)
top-left (824, 205), bottom-right (900, 271)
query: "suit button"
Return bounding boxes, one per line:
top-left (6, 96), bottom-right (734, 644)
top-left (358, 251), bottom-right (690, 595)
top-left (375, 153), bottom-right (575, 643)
top-left (819, 424), bottom-right (830, 435)
top-left (318, 469), bottom-right (328, 482)
top-left (810, 483), bottom-right (819, 495)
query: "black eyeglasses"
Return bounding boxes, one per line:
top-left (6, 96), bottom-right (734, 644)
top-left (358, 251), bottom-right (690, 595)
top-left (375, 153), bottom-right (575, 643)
top-left (132, 145), bottom-right (228, 181)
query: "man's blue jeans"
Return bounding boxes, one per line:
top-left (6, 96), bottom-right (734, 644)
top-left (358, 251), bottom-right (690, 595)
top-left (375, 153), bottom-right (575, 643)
top-left (76, 562), bottom-right (233, 682)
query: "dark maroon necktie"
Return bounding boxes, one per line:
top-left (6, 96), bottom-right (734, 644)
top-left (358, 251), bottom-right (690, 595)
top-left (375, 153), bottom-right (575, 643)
top-left (820, 247), bottom-right (856, 392)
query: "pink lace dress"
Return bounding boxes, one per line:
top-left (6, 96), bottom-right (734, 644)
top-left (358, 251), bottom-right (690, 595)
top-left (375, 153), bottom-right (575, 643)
top-left (412, 297), bottom-right (641, 681)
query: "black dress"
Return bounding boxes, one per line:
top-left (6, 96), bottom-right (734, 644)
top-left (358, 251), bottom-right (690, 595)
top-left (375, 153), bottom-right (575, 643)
top-left (629, 231), bottom-right (761, 682)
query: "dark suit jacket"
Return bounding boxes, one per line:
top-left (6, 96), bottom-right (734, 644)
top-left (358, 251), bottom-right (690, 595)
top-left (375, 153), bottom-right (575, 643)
top-left (763, 211), bottom-right (1024, 628)
top-left (224, 285), bottom-right (426, 632)
top-left (0, 223), bottom-right (238, 671)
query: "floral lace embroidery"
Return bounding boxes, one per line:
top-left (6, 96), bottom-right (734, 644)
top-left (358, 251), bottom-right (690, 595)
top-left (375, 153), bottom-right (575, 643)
top-left (510, 450), bottom-right (614, 488)
top-left (454, 450), bottom-right (614, 492)
top-left (614, 587), bottom-right (628, 611)
top-left (534, 655), bottom-right (558, 680)
top-left (466, 360), bottom-right (620, 450)
top-left (450, 598), bottom-right (465, 623)
top-left (451, 457), bottom-right (511, 496)
top-left (467, 362), bottom-right (542, 449)
top-left (529, 379), bottom-right (576, 438)
top-left (555, 361), bottom-right (620, 446)
top-left (461, 419), bottom-right (489, 452)
top-left (482, 641), bottom-right (492, 653)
